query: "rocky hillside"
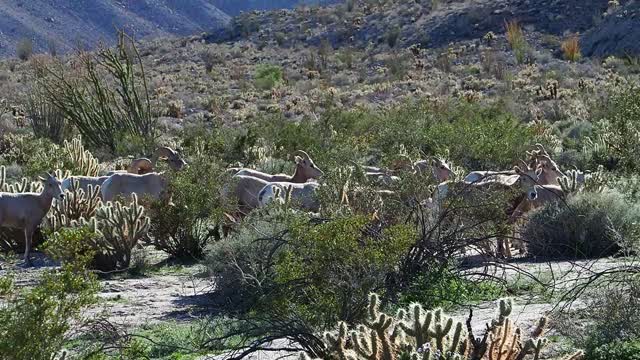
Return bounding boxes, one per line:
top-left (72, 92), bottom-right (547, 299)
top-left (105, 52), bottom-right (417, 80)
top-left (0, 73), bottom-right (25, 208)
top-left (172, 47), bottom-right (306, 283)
top-left (0, 0), bottom-right (230, 57)
top-left (208, 0), bottom-right (639, 58)
top-left (0, 0), bottom-right (339, 58)
top-left (211, 0), bottom-right (340, 16)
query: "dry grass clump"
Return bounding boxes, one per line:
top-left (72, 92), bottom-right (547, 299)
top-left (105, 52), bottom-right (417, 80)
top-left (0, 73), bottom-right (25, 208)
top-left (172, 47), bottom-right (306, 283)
top-left (561, 35), bottom-right (581, 62)
top-left (505, 20), bottom-right (529, 64)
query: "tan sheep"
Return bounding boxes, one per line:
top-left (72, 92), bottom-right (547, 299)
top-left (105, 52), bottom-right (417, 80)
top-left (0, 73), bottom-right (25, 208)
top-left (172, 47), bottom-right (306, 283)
top-left (0, 173), bottom-right (64, 266)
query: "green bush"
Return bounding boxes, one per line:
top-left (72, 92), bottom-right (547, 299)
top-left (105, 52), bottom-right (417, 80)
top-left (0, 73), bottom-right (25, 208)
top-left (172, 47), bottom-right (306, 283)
top-left (591, 86), bottom-right (640, 174)
top-left (0, 264), bottom-right (98, 360)
top-left (207, 213), bottom-right (414, 325)
top-left (0, 133), bottom-right (65, 178)
top-left (385, 26), bottom-right (401, 48)
top-left (149, 151), bottom-right (226, 259)
top-left (16, 38), bottom-right (33, 61)
top-left (589, 341), bottom-right (640, 360)
top-left (43, 226), bottom-right (99, 266)
top-left (523, 190), bottom-right (640, 258)
top-left (254, 64), bottom-right (284, 90)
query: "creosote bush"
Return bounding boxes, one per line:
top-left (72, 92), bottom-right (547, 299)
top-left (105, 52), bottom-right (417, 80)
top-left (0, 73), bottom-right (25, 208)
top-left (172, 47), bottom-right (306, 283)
top-left (523, 190), bottom-right (640, 258)
top-left (0, 255), bottom-right (98, 360)
top-left (254, 64), bottom-right (284, 90)
top-left (16, 38), bottom-right (34, 61)
top-left (149, 150), bottom-right (226, 259)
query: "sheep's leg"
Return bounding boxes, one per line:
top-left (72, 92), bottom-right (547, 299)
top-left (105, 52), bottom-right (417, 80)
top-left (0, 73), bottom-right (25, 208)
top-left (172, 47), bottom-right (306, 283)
top-left (24, 227), bottom-right (33, 267)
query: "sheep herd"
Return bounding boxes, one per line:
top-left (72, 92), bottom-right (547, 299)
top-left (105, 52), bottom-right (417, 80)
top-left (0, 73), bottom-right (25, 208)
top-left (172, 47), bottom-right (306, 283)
top-left (0, 143), bottom-right (584, 266)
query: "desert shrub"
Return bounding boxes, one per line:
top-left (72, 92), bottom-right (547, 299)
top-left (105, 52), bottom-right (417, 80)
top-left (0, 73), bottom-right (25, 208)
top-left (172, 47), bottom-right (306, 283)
top-left (523, 190), bottom-right (640, 258)
top-left (505, 20), bottom-right (529, 64)
top-left (252, 100), bottom-right (539, 173)
top-left (399, 261), bottom-right (503, 310)
top-left (0, 263), bottom-right (97, 360)
top-left (591, 86), bottom-right (640, 174)
top-left (16, 38), bottom-right (33, 61)
top-left (166, 99), bottom-right (184, 118)
top-left (43, 226), bottom-right (99, 266)
top-left (148, 153), bottom-right (226, 259)
top-left (26, 82), bottom-right (68, 144)
top-left (207, 213), bottom-right (414, 325)
top-left (557, 279), bottom-right (640, 359)
top-left (200, 48), bottom-right (223, 72)
top-left (0, 133), bottom-right (65, 178)
top-left (385, 26), bottom-right (401, 48)
top-left (37, 31), bottom-right (156, 153)
top-left (385, 54), bottom-right (410, 80)
top-left (589, 341), bottom-right (640, 360)
top-left (254, 64), bottom-right (284, 90)
top-left (561, 35), bottom-right (581, 62)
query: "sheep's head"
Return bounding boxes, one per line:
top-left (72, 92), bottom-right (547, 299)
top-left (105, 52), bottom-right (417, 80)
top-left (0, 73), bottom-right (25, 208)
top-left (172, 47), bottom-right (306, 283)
top-left (129, 158), bottom-right (154, 174)
top-left (155, 146), bottom-right (187, 171)
top-left (294, 150), bottom-right (323, 180)
top-left (514, 164), bottom-right (542, 191)
top-left (430, 158), bottom-right (455, 183)
top-left (40, 173), bottom-right (64, 201)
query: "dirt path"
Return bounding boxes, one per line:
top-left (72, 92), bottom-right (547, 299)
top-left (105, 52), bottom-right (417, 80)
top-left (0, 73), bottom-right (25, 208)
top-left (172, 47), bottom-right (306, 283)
top-left (91, 269), bottom-right (215, 326)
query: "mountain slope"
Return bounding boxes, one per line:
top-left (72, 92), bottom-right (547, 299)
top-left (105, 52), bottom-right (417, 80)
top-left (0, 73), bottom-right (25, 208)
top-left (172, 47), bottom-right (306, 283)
top-left (211, 0), bottom-right (339, 16)
top-left (0, 0), bottom-right (231, 57)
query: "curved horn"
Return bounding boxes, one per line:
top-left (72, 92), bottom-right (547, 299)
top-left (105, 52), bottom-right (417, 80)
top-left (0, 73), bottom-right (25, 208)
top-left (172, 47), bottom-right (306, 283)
top-left (154, 146), bottom-right (178, 160)
top-left (294, 150), bottom-right (311, 160)
top-left (128, 158), bottom-right (154, 174)
top-left (535, 143), bottom-right (550, 156)
top-left (519, 159), bottom-right (530, 170)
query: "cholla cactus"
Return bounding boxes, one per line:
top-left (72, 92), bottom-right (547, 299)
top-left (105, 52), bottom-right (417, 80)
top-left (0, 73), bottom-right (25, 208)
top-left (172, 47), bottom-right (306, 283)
top-left (92, 194), bottom-right (150, 269)
top-left (47, 178), bottom-right (102, 231)
top-left (60, 194), bottom-right (150, 270)
top-left (483, 31), bottom-right (496, 45)
top-left (0, 166), bottom-right (42, 193)
top-left (306, 296), bottom-right (583, 360)
top-left (350, 294), bottom-right (403, 360)
top-left (559, 170), bottom-right (581, 194)
top-left (396, 302), bottom-right (466, 359)
top-left (63, 137), bottom-right (100, 176)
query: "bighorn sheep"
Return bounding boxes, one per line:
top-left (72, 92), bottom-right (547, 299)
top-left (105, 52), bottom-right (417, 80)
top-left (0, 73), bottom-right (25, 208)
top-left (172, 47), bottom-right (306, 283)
top-left (257, 181), bottom-right (321, 212)
top-left (0, 173), bottom-right (64, 266)
top-left (101, 172), bottom-right (169, 203)
top-left (64, 147), bottom-right (186, 197)
top-left (364, 158), bottom-right (454, 188)
top-left (61, 176), bottom-right (109, 194)
top-left (222, 175), bottom-right (271, 213)
top-left (232, 150), bottom-right (323, 183)
top-left (107, 147), bottom-right (187, 176)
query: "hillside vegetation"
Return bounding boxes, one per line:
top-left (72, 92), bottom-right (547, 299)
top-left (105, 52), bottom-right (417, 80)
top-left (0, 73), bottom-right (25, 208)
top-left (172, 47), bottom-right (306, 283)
top-left (0, 1), bottom-right (639, 360)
